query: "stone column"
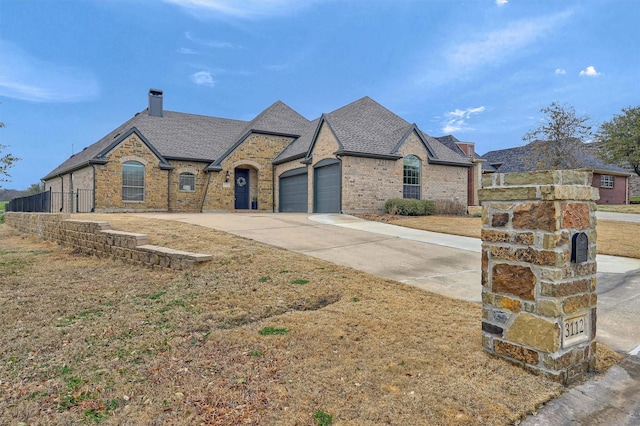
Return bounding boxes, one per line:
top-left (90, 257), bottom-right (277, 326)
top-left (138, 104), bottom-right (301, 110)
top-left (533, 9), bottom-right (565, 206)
top-left (478, 170), bottom-right (598, 385)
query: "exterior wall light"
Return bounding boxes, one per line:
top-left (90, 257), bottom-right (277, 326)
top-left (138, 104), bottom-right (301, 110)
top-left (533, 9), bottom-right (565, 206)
top-left (225, 170), bottom-right (230, 182)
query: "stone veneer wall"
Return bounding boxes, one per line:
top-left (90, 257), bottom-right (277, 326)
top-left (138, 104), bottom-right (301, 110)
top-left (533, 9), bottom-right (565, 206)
top-left (478, 170), bottom-right (598, 385)
top-left (5, 213), bottom-right (212, 270)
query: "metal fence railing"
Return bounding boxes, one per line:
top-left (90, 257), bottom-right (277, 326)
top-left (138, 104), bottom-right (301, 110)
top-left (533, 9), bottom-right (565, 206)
top-left (6, 191), bottom-right (51, 213)
top-left (6, 189), bottom-right (94, 213)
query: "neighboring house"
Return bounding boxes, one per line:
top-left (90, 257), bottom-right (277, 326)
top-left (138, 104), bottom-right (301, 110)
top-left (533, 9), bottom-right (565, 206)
top-left (43, 89), bottom-right (473, 214)
top-left (481, 140), bottom-right (631, 204)
top-left (434, 135), bottom-right (484, 206)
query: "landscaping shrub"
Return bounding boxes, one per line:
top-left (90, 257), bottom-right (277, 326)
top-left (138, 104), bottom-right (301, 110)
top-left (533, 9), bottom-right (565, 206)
top-left (434, 199), bottom-right (468, 216)
top-left (384, 198), bottom-right (435, 216)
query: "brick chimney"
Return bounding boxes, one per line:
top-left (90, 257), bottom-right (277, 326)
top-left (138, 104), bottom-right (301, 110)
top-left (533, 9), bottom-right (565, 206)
top-left (148, 89), bottom-right (163, 117)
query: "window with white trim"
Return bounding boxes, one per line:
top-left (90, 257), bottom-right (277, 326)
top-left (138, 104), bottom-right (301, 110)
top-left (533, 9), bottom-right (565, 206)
top-left (179, 172), bottom-right (196, 191)
top-left (122, 161), bottom-right (145, 202)
top-left (600, 175), bottom-right (614, 188)
top-left (403, 155), bottom-right (421, 199)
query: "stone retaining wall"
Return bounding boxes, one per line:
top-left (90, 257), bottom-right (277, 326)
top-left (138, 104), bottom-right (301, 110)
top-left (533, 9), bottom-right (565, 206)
top-left (5, 212), bottom-right (212, 270)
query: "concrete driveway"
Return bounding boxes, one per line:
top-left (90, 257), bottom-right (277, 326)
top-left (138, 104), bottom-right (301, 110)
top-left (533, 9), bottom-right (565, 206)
top-left (138, 212), bottom-right (640, 354)
top-left (140, 212), bottom-right (482, 303)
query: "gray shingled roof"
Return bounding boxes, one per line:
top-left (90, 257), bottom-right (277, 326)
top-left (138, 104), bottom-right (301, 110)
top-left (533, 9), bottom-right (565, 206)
top-left (241, 100), bottom-right (311, 136)
top-left (44, 96), bottom-right (472, 180)
top-left (43, 110), bottom-right (248, 179)
top-left (274, 117), bottom-right (321, 163)
top-left (324, 97), bottom-right (411, 156)
top-left (420, 132), bottom-right (472, 165)
top-left (435, 135), bottom-right (467, 157)
top-left (317, 97), bottom-right (472, 165)
top-left (481, 141), bottom-right (631, 174)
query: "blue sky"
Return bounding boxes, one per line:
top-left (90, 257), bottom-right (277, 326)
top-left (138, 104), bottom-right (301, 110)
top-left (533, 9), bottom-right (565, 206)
top-left (1, 0), bottom-right (638, 190)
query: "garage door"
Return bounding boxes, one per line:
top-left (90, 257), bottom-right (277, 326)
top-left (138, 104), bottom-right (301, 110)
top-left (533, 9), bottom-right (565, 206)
top-left (279, 168), bottom-right (308, 212)
top-left (314, 159), bottom-right (341, 213)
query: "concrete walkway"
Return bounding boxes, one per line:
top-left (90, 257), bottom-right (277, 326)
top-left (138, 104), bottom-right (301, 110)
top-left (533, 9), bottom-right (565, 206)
top-left (138, 212), bottom-right (640, 425)
top-left (596, 211), bottom-right (640, 223)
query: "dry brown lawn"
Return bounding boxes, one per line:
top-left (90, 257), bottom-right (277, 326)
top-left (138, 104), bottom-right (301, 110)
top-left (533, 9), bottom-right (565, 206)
top-left (0, 214), bottom-right (623, 425)
top-left (357, 214), bottom-right (640, 259)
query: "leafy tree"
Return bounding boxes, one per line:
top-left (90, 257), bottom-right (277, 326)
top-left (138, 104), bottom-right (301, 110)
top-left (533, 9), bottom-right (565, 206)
top-left (596, 106), bottom-right (640, 177)
top-left (1, 122), bottom-right (21, 189)
top-left (522, 102), bottom-right (592, 169)
top-left (25, 182), bottom-right (45, 195)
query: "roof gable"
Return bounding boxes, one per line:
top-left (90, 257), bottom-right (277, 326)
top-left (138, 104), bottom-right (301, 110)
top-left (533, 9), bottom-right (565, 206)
top-left (99, 127), bottom-right (172, 169)
top-left (208, 100), bottom-right (313, 169)
top-left (324, 96), bottom-right (411, 156)
top-left (242, 100), bottom-right (310, 136)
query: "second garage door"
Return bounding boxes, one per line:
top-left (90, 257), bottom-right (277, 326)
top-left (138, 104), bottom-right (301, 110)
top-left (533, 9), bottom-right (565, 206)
top-left (314, 159), bottom-right (341, 213)
top-left (279, 168), bottom-right (308, 212)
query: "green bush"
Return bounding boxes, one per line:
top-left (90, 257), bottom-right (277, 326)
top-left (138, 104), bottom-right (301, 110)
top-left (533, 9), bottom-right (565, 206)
top-left (384, 198), bottom-right (435, 216)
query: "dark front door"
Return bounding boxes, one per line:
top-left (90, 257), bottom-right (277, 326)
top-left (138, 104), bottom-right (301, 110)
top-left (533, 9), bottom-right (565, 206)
top-left (234, 168), bottom-right (250, 209)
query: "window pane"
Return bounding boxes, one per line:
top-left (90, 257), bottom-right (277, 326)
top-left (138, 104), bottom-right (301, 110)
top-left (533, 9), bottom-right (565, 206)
top-left (122, 186), bottom-right (144, 201)
top-left (122, 161), bottom-right (145, 202)
top-left (179, 173), bottom-right (195, 191)
top-left (403, 155), bottom-right (421, 199)
top-left (601, 175), bottom-right (614, 188)
top-left (403, 185), bottom-right (420, 199)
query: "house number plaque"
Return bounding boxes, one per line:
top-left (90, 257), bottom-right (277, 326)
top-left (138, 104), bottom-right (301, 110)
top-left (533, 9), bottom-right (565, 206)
top-left (562, 313), bottom-right (589, 348)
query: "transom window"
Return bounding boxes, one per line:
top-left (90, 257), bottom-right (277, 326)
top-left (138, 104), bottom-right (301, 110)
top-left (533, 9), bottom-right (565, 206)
top-left (600, 175), bottom-right (614, 188)
top-left (403, 155), bottom-right (421, 199)
top-left (179, 172), bottom-right (196, 191)
top-left (122, 161), bottom-right (145, 202)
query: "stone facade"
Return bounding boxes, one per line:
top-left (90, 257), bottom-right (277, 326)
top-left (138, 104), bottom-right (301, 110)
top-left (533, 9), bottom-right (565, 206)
top-left (202, 133), bottom-right (295, 212)
top-left (43, 122), bottom-right (471, 214)
top-left (169, 162), bottom-right (210, 212)
top-left (95, 134), bottom-right (170, 212)
top-left (5, 212), bottom-right (212, 270)
top-left (478, 170), bottom-right (598, 385)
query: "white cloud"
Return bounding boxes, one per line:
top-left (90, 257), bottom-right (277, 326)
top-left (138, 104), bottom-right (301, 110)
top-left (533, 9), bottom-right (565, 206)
top-left (0, 41), bottom-right (99, 103)
top-left (191, 71), bottom-right (215, 86)
top-left (441, 106), bottom-right (486, 133)
top-left (496, 0), bottom-right (508, 6)
top-left (555, 68), bottom-right (566, 74)
top-left (579, 65), bottom-right (601, 76)
top-left (412, 10), bottom-right (573, 91)
top-left (449, 11), bottom-right (572, 70)
top-left (178, 47), bottom-right (198, 55)
top-left (165, 0), bottom-right (318, 20)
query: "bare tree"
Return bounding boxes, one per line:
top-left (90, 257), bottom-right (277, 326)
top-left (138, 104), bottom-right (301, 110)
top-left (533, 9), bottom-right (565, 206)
top-left (596, 106), bottom-right (640, 177)
top-left (1, 122), bottom-right (21, 189)
top-left (523, 102), bottom-right (592, 170)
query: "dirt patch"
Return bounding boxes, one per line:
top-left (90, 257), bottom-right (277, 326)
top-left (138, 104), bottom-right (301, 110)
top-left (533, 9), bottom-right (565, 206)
top-left (0, 215), bottom-right (621, 425)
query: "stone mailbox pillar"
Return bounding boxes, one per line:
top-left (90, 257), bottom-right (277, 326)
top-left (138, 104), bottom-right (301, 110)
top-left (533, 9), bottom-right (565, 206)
top-left (478, 170), bottom-right (598, 385)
